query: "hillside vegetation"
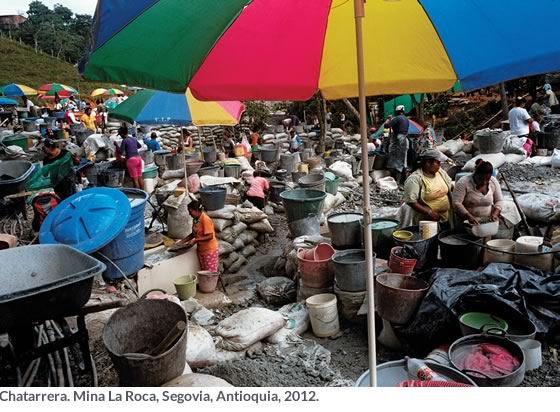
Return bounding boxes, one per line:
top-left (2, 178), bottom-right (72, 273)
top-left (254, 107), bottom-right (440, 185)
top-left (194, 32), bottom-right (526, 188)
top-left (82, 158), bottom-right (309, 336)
top-left (0, 38), bottom-right (119, 101)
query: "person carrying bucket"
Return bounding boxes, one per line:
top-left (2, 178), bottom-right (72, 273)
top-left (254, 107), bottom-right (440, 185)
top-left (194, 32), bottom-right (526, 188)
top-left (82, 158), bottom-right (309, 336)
top-left (178, 201), bottom-right (219, 272)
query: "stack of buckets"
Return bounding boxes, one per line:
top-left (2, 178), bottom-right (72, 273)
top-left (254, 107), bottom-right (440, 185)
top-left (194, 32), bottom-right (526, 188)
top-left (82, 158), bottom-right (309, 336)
top-left (388, 246), bottom-right (417, 275)
top-left (297, 243), bottom-right (340, 337)
top-left (389, 221), bottom-right (439, 275)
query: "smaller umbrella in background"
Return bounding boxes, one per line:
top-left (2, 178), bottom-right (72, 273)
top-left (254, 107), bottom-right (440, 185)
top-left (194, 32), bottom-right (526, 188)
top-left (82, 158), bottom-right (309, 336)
top-left (105, 88), bottom-right (124, 95)
top-left (0, 97), bottom-right (18, 105)
top-left (104, 97), bottom-right (121, 109)
top-left (108, 89), bottom-right (244, 126)
top-left (374, 119), bottom-right (424, 137)
top-left (37, 83), bottom-right (78, 97)
top-left (91, 88), bottom-right (125, 97)
top-left (0, 83), bottom-right (37, 97)
top-left (90, 88), bottom-right (108, 97)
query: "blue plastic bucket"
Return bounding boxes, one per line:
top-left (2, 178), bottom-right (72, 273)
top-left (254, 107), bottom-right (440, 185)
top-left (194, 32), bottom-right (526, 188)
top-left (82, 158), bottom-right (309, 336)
top-left (99, 188), bottom-right (148, 280)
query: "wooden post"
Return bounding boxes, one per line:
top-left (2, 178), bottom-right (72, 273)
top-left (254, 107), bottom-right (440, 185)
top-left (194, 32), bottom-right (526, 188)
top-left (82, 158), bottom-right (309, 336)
top-left (500, 82), bottom-right (509, 121)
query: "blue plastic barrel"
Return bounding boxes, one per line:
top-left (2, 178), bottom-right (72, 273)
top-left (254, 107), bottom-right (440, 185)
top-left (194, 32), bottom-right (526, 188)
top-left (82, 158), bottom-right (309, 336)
top-left (98, 188), bottom-right (148, 280)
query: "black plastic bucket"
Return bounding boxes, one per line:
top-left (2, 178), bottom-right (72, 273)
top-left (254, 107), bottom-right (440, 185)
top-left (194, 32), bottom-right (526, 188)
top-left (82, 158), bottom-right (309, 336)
top-left (438, 230), bottom-right (483, 269)
top-left (199, 186), bottom-right (227, 211)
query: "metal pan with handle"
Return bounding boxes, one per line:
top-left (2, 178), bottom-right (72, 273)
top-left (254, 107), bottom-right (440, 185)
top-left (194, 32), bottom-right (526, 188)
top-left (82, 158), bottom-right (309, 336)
top-left (448, 330), bottom-right (526, 387)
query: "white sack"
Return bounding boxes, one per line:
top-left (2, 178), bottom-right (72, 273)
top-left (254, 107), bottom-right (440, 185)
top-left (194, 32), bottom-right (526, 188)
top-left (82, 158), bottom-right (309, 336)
top-left (185, 323), bottom-right (216, 368)
top-left (462, 153), bottom-right (506, 172)
top-left (215, 308), bottom-right (285, 351)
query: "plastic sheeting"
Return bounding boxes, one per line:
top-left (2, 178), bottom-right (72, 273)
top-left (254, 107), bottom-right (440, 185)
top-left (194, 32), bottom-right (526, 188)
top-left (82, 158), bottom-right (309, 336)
top-left (394, 263), bottom-right (560, 356)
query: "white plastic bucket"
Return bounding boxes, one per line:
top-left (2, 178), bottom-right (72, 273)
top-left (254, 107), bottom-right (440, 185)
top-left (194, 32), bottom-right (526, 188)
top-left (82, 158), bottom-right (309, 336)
top-left (515, 236), bottom-right (553, 272)
top-left (517, 339), bottom-right (542, 371)
top-left (306, 293), bottom-right (340, 338)
top-left (144, 178), bottom-right (156, 194)
top-left (419, 221), bottom-right (438, 240)
top-left (484, 239), bottom-right (516, 264)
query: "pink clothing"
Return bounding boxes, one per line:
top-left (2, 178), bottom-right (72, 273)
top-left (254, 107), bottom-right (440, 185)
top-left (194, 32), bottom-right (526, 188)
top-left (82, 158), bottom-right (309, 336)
top-left (126, 156), bottom-right (143, 178)
top-left (198, 249), bottom-right (219, 272)
top-left (246, 176), bottom-right (270, 198)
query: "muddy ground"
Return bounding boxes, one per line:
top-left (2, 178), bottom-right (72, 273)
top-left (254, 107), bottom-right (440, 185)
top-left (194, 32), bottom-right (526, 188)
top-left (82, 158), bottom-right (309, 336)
top-left (2, 174), bottom-right (558, 387)
top-left (91, 184), bottom-right (558, 388)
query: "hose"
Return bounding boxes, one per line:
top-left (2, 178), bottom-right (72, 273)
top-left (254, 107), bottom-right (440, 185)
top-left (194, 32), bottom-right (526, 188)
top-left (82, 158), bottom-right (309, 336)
top-left (95, 251), bottom-right (140, 298)
top-left (448, 234), bottom-right (560, 256)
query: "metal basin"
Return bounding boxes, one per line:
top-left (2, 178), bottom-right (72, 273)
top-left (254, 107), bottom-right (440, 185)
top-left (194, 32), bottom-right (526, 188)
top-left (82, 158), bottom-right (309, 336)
top-left (375, 273), bottom-right (429, 325)
top-left (356, 359), bottom-right (477, 387)
top-left (449, 333), bottom-right (525, 387)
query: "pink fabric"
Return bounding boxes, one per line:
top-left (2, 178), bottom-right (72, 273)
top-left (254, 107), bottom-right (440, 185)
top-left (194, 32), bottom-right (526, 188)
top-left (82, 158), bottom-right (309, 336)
top-left (198, 249), bottom-right (219, 272)
top-left (126, 156), bottom-right (143, 178)
top-left (190, 0), bottom-right (331, 101)
top-left (455, 343), bottom-right (520, 378)
top-left (523, 138), bottom-right (534, 156)
top-left (246, 176), bottom-right (269, 198)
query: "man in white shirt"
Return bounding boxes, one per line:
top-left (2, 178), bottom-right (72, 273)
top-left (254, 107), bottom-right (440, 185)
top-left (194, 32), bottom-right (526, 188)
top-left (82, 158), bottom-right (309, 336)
top-left (508, 97), bottom-right (532, 136)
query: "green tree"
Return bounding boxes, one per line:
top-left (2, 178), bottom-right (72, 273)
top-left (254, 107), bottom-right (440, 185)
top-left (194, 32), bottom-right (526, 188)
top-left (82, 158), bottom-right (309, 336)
top-left (14, 1), bottom-right (92, 63)
top-left (242, 101), bottom-right (270, 132)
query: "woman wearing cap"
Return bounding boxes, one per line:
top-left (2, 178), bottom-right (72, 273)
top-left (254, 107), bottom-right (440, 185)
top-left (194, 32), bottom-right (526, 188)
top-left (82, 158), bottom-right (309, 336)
top-left (118, 126), bottom-right (144, 190)
top-left (453, 159), bottom-right (504, 225)
top-left (179, 201), bottom-right (219, 273)
top-left (403, 149), bottom-right (453, 227)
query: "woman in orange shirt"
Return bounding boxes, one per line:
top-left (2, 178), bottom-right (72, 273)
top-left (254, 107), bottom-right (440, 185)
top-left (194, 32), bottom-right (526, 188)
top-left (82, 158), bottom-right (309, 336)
top-left (180, 201), bottom-right (219, 272)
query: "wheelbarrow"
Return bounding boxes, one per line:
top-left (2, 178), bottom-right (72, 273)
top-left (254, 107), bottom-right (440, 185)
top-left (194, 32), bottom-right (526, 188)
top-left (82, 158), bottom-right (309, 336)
top-left (0, 245), bottom-right (113, 383)
top-left (0, 160), bottom-right (36, 198)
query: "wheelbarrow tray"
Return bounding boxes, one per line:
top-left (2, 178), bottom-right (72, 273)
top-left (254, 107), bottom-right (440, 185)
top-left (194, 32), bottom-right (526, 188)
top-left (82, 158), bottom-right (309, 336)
top-left (0, 245), bottom-right (106, 332)
top-left (0, 160), bottom-right (35, 198)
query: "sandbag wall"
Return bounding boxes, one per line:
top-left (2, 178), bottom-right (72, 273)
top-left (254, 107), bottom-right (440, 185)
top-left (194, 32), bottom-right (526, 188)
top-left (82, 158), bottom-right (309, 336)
top-left (207, 204), bottom-right (274, 274)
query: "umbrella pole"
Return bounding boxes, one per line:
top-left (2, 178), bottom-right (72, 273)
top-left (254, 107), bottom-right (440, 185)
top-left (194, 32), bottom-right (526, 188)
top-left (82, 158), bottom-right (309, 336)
top-left (353, 0), bottom-right (377, 387)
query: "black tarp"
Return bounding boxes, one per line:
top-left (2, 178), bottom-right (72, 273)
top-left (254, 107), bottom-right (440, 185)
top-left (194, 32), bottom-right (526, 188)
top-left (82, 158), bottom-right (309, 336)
top-left (393, 263), bottom-right (560, 356)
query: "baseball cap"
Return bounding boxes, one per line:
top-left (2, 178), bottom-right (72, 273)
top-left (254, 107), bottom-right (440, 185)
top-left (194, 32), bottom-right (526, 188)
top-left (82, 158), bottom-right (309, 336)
top-left (395, 104), bottom-right (405, 112)
top-left (419, 148), bottom-right (447, 162)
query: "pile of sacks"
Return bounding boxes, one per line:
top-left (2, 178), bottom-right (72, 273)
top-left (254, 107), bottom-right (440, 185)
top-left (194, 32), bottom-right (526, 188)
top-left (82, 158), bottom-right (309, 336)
top-left (437, 129), bottom-right (532, 172)
top-left (185, 304), bottom-right (309, 369)
top-left (208, 202), bottom-right (274, 274)
top-left (150, 125), bottom-right (201, 150)
top-left (261, 132), bottom-right (290, 151)
top-left (105, 121), bottom-right (122, 135)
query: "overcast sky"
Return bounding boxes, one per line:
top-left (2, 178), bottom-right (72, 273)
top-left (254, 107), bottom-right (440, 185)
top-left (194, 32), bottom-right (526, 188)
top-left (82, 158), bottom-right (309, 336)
top-left (0, 0), bottom-right (97, 16)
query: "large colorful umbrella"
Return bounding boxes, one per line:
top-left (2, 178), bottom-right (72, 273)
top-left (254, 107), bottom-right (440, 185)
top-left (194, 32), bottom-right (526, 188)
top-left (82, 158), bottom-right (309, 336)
top-left (109, 89), bottom-right (244, 126)
top-left (82, 0), bottom-right (560, 386)
top-left (37, 83), bottom-right (78, 97)
top-left (0, 83), bottom-right (37, 97)
top-left (82, 0), bottom-right (560, 100)
top-left (91, 88), bottom-right (124, 97)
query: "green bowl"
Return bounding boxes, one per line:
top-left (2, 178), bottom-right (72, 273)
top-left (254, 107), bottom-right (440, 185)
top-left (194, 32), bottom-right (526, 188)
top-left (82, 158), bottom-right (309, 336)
top-left (459, 312), bottom-right (508, 335)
